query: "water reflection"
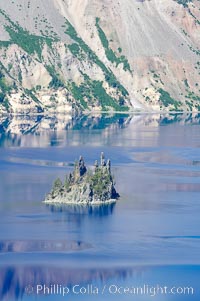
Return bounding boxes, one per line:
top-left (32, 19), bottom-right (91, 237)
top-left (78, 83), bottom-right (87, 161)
top-left (0, 265), bottom-right (134, 301)
top-left (0, 264), bottom-right (199, 301)
top-left (0, 240), bottom-right (92, 253)
top-left (0, 113), bottom-right (200, 147)
top-left (160, 113), bottom-right (200, 125)
top-left (45, 203), bottom-right (116, 228)
top-left (47, 203), bottom-right (116, 217)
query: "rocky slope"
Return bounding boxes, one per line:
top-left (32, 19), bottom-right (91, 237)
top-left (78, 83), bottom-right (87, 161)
top-left (0, 0), bottom-right (200, 113)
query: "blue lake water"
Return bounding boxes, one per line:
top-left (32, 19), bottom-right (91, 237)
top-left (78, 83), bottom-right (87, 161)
top-left (0, 113), bottom-right (200, 300)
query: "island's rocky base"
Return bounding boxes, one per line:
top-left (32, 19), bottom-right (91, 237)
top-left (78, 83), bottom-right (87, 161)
top-left (44, 153), bottom-right (119, 205)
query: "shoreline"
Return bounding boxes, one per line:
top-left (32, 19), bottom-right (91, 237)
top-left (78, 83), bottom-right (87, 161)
top-left (43, 198), bottom-right (117, 206)
top-left (0, 110), bottom-right (200, 117)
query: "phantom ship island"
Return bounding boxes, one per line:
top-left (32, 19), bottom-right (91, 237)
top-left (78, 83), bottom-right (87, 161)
top-left (44, 153), bottom-right (120, 205)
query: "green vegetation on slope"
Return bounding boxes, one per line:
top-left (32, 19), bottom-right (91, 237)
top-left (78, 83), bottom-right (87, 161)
top-left (0, 68), bottom-right (11, 105)
top-left (5, 25), bottom-right (56, 60)
top-left (52, 178), bottom-right (63, 192)
top-left (185, 90), bottom-right (200, 101)
top-left (89, 167), bottom-right (112, 195)
top-left (65, 19), bottom-right (129, 99)
top-left (175, 0), bottom-right (192, 7)
top-left (0, 70), bottom-right (10, 94)
top-left (68, 73), bottom-right (129, 111)
top-left (174, 1), bottom-right (200, 26)
top-left (45, 65), bottom-right (64, 89)
top-left (0, 9), bottom-right (130, 112)
top-left (68, 43), bottom-right (85, 60)
top-left (69, 82), bottom-right (88, 109)
top-left (0, 68), bottom-right (11, 110)
top-left (95, 18), bottom-right (131, 73)
top-left (0, 9), bottom-right (59, 60)
top-left (0, 41), bottom-right (12, 48)
top-left (158, 88), bottom-right (182, 111)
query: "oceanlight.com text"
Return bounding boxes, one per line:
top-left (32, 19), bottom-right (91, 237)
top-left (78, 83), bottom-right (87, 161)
top-left (25, 283), bottom-right (194, 297)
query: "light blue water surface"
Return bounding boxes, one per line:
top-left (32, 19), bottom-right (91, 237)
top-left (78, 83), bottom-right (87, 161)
top-left (0, 113), bottom-right (200, 300)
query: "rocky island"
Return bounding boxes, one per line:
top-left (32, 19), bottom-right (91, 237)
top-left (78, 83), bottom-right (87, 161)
top-left (44, 153), bottom-right (119, 205)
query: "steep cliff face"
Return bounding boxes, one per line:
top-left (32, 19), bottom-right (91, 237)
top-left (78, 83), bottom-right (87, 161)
top-left (0, 0), bottom-right (199, 113)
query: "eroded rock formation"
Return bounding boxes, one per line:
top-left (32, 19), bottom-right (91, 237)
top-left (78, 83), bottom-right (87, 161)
top-left (44, 152), bottom-right (119, 204)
